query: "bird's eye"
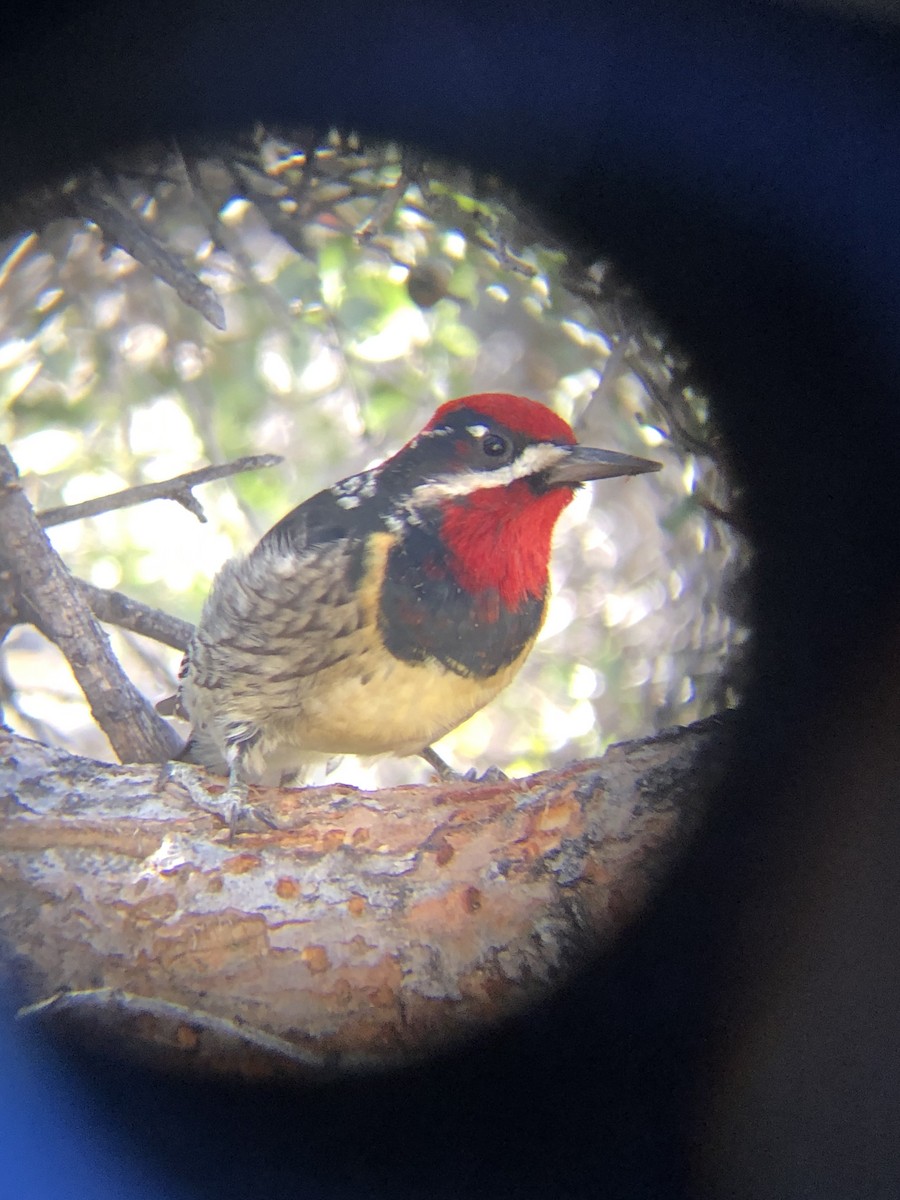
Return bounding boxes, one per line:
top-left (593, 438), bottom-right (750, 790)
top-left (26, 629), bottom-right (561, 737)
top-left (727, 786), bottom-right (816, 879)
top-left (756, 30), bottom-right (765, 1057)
top-left (482, 433), bottom-right (509, 458)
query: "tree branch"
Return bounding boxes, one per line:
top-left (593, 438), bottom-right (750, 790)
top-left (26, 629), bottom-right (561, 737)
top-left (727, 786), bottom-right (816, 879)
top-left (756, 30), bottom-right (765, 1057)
top-left (2, 573), bottom-right (191, 653)
top-left (76, 580), bottom-right (192, 651)
top-left (75, 183), bottom-right (227, 331)
top-left (36, 454), bottom-right (283, 528)
top-left (0, 446), bottom-right (181, 762)
top-left (354, 168), bottom-right (410, 242)
top-left (0, 716), bottom-right (730, 1078)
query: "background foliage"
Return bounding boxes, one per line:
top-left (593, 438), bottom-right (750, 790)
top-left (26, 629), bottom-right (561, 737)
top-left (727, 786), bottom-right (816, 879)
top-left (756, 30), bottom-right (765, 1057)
top-left (0, 130), bottom-right (745, 785)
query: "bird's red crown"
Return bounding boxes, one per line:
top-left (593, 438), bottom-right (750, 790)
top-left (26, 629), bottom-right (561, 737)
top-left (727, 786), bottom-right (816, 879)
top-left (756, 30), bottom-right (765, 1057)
top-left (425, 392), bottom-right (577, 446)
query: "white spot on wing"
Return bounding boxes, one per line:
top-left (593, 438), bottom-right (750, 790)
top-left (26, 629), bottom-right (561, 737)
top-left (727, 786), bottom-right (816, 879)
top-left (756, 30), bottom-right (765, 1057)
top-left (337, 494), bottom-right (361, 509)
top-left (332, 473), bottom-right (364, 497)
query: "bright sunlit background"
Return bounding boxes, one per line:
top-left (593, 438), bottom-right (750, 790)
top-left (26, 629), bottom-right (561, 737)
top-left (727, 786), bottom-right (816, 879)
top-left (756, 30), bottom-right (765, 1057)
top-left (0, 130), bottom-right (747, 787)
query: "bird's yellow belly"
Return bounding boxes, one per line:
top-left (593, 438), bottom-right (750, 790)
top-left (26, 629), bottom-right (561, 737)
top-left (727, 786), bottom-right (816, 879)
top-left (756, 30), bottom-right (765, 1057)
top-left (275, 643), bottom-right (526, 758)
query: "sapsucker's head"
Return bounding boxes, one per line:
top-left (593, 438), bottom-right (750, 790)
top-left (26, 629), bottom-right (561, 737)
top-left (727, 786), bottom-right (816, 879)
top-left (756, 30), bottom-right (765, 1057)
top-left (374, 393), bottom-right (660, 607)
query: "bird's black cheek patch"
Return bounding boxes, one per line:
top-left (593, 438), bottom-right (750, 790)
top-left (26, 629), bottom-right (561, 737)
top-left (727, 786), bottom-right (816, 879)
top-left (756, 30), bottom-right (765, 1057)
top-left (378, 534), bottom-right (545, 678)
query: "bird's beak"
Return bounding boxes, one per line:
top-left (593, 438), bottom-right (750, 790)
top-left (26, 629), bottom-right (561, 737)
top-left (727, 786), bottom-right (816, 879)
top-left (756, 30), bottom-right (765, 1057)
top-left (546, 444), bottom-right (662, 485)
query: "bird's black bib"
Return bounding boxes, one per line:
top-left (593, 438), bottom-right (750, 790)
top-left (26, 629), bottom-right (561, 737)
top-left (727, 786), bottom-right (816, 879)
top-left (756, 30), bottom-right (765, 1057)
top-left (378, 523), bottom-right (545, 680)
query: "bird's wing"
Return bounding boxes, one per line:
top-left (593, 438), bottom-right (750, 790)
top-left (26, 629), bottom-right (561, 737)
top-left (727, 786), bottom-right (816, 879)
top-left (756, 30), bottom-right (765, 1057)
top-left (177, 480), bottom-right (382, 742)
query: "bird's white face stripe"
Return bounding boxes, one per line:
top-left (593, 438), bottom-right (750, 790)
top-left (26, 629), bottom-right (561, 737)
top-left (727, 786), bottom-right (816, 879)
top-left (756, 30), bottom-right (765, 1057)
top-left (409, 442), bottom-right (570, 506)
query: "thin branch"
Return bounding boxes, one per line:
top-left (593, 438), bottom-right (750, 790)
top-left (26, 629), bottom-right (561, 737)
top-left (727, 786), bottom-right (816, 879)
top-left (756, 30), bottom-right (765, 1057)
top-left (2, 567), bottom-right (193, 654)
top-left (0, 445), bottom-right (181, 762)
top-left (0, 656), bottom-right (59, 746)
top-left (354, 169), bottom-right (410, 243)
top-left (179, 150), bottom-right (297, 335)
top-left (693, 490), bottom-right (749, 536)
top-left (75, 184), bottom-right (227, 331)
top-left (579, 334), bottom-right (633, 438)
top-left (627, 359), bottom-right (713, 458)
top-left (77, 581), bottom-right (192, 651)
top-left (36, 454), bottom-right (283, 528)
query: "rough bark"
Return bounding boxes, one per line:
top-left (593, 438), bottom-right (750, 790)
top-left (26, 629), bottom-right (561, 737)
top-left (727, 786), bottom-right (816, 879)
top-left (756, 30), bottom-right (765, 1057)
top-left (0, 446), bottom-right (181, 763)
top-left (0, 717), bottom-right (728, 1079)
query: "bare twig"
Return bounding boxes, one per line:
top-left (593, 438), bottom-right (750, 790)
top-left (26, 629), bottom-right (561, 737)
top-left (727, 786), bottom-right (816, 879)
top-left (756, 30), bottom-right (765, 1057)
top-left (627, 360), bottom-right (713, 457)
top-left (77, 581), bottom-right (192, 651)
top-left (0, 445), bottom-right (181, 762)
top-left (579, 334), bottom-right (633, 438)
top-left (37, 454), bottom-right (282, 528)
top-left (693, 490), bottom-right (749, 536)
top-left (179, 150), bottom-right (308, 343)
top-left (75, 185), bottom-right (226, 331)
top-left (354, 169), bottom-right (409, 243)
top-left (1, 566), bottom-right (192, 653)
top-left (0, 659), bottom-right (59, 746)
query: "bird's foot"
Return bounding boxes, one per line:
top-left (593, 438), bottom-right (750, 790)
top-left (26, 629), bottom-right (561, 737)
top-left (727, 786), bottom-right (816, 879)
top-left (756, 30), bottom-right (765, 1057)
top-left (462, 764), bottom-right (508, 784)
top-left (167, 762), bottom-right (277, 839)
top-left (420, 746), bottom-right (508, 785)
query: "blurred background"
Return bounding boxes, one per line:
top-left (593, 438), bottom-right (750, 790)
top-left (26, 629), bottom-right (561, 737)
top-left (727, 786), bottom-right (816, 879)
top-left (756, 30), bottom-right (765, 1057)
top-left (0, 130), bottom-right (744, 782)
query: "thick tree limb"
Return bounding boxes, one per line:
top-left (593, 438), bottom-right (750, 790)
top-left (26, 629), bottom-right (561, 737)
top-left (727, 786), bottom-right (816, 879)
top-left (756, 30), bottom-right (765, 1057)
top-left (37, 454), bottom-right (283, 528)
top-left (0, 446), bottom-right (181, 762)
top-left (0, 717), bottom-right (729, 1079)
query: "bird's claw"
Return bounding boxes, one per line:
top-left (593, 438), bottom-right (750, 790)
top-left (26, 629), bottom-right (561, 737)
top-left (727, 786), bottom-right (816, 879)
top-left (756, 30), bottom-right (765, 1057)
top-left (462, 764), bottom-right (508, 784)
top-left (167, 762), bottom-right (277, 839)
top-left (420, 747), bottom-right (507, 784)
top-left (216, 792), bottom-right (278, 839)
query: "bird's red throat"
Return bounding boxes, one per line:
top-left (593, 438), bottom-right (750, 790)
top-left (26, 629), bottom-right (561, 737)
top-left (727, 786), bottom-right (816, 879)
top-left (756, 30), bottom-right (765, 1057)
top-left (438, 480), bottom-right (573, 609)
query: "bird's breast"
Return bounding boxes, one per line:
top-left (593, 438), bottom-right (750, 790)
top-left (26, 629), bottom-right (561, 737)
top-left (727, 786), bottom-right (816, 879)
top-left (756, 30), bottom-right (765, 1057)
top-left (281, 525), bottom-right (545, 758)
top-left (376, 522), bottom-right (547, 679)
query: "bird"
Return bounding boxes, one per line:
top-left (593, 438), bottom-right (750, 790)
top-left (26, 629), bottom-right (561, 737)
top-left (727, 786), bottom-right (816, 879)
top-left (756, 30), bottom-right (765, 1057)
top-left (170, 393), bottom-right (660, 823)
